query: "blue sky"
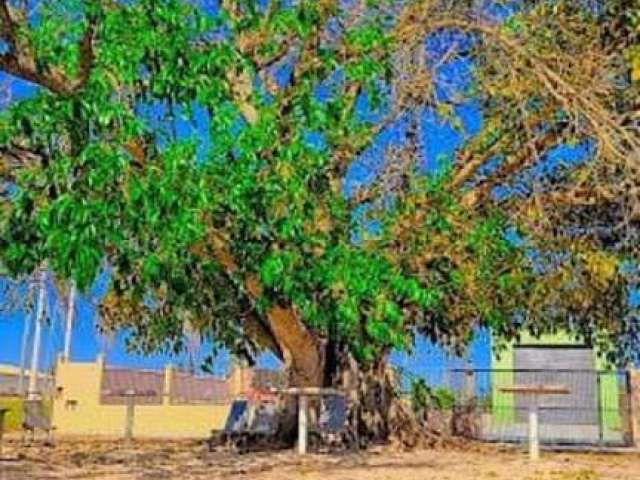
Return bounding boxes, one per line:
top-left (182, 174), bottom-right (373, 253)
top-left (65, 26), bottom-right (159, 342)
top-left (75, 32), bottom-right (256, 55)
top-left (1, 0), bottom-right (636, 376)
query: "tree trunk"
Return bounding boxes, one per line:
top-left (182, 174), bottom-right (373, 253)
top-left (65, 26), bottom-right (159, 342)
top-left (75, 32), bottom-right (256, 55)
top-left (213, 241), bottom-right (435, 448)
top-left (337, 356), bottom-right (440, 449)
top-left (261, 310), bottom-right (437, 449)
top-left (264, 305), bottom-right (324, 388)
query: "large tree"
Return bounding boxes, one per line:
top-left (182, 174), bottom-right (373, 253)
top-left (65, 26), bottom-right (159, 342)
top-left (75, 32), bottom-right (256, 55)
top-left (1, 0), bottom-right (639, 442)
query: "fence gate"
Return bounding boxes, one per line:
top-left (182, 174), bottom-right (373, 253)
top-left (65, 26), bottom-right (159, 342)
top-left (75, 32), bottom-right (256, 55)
top-left (449, 369), bottom-right (634, 447)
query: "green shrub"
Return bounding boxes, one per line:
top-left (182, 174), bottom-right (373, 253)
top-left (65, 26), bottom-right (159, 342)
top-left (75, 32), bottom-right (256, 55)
top-left (0, 396), bottom-right (24, 431)
top-left (0, 396), bottom-right (53, 432)
top-left (409, 378), bottom-right (457, 416)
top-left (432, 387), bottom-right (456, 410)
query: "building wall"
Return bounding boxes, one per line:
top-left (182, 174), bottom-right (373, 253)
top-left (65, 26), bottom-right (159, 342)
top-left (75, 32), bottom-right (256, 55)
top-left (51, 356), bottom-right (247, 439)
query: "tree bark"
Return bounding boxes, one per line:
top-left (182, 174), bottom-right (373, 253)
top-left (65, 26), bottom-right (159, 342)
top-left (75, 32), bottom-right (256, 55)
top-left (259, 319), bottom-right (436, 449)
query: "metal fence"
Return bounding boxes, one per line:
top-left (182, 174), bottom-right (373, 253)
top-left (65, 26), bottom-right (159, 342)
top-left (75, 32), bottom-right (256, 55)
top-left (420, 369), bottom-right (633, 447)
top-left (100, 367), bottom-right (232, 406)
top-left (0, 373), bottom-right (54, 396)
top-left (170, 371), bottom-right (229, 405)
top-left (100, 368), bottom-right (165, 405)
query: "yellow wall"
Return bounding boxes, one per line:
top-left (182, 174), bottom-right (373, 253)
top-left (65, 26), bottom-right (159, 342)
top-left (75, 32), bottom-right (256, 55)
top-left (51, 357), bottom-right (232, 439)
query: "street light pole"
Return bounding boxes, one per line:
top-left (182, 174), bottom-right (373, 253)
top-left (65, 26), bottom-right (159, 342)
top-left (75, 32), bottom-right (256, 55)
top-left (27, 267), bottom-right (46, 401)
top-left (63, 281), bottom-right (76, 361)
top-left (17, 305), bottom-right (31, 396)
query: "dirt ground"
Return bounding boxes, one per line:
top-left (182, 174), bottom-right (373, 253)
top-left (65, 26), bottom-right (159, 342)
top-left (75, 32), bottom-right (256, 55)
top-left (1, 437), bottom-right (639, 480)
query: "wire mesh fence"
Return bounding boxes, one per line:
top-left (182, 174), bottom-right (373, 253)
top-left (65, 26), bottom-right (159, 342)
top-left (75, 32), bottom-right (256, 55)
top-left (99, 367), bottom-right (257, 406)
top-left (100, 368), bottom-right (165, 405)
top-left (405, 368), bottom-right (633, 447)
top-left (0, 373), bottom-right (54, 396)
top-left (170, 371), bottom-right (230, 405)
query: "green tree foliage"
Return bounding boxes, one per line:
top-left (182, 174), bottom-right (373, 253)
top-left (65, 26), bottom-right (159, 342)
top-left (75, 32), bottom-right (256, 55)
top-left (1, 0), bottom-right (639, 379)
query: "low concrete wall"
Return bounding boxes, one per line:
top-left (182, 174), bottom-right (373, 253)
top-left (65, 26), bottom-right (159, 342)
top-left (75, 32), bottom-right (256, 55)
top-left (51, 357), bottom-right (235, 439)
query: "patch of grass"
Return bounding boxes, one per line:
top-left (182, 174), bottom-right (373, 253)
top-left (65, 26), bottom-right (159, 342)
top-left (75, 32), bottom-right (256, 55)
top-left (553, 469), bottom-right (600, 480)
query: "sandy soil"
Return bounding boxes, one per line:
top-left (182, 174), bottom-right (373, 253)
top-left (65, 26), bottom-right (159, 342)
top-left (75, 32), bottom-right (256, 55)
top-left (0, 437), bottom-right (639, 480)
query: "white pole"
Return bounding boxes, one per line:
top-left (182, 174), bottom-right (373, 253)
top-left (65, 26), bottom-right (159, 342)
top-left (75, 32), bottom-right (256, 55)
top-left (528, 401), bottom-right (540, 461)
top-left (17, 298), bottom-right (32, 396)
top-left (298, 394), bottom-right (308, 455)
top-left (124, 389), bottom-right (136, 443)
top-left (63, 281), bottom-right (76, 361)
top-left (27, 268), bottom-right (46, 401)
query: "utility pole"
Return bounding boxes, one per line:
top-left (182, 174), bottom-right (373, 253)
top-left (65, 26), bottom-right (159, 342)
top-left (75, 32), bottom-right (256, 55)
top-left (27, 267), bottom-right (46, 401)
top-left (18, 276), bottom-right (35, 395)
top-left (63, 281), bottom-right (76, 361)
top-left (17, 303), bottom-right (32, 396)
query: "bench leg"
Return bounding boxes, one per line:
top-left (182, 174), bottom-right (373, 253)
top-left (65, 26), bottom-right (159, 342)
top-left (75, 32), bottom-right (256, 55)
top-left (529, 405), bottom-right (540, 461)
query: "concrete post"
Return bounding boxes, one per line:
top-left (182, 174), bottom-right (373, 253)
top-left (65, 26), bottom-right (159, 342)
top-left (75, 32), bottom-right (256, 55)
top-left (298, 395), bottom-right (308, 455)
top-left (96, 354), bottom-right (105, 371)
top-left (528, 403), bottom-right (539, 461)
top-left (124, 389), bottom-right (136, 443)
top-left (164, 364), bottom-right (173, 406)
top-left (629, 370), bottom-right (640, 449)
top-left (229, 366), bottom-right (254, 399)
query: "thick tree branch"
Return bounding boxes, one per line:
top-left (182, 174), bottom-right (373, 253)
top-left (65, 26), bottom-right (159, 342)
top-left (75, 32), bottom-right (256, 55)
top-left (0, 0), bottom-right (18, 51)
top-left (193, 226), bottom-right (324, 386)
top-left (0, 144), bottom-right (44, 176)
top-left (0, 1), bottom-right (97, 96)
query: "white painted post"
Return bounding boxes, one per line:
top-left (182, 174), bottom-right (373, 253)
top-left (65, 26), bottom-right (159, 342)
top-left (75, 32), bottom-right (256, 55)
top-left (63, 281), bottom-right (77, 361)
top-left (298, 394), bottom-right (308, 455)
top-left (124, 389), bottom-right (136, 443)
top-left (528, 401), bottom-right (540, 461)
top-left (27, 268), bottom-right (47, 401)
top-left (18, 306), bottom-right (32, 396)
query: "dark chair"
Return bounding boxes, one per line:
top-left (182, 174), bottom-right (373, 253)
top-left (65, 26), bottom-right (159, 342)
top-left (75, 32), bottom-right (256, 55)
top-left (22, 399), bottom-right (54, 446)
top-left (310, 395), bottom-right (356, 452)
top-left (234, 400), bottom-right (282, 453)
top-left (207, 399), bottom-right (249, 451)
top-left (318, 395), bottom-right (347, 433)
top-left (208, 399), bottom-right (283, 453)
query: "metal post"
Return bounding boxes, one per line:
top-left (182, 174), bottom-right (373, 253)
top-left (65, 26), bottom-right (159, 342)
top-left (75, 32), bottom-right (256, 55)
top-left (63, 281), bottom-right (77, 361)
top-left (626, 370), bottom-right (637, 448)
top-left (463, 369), bottom-right (475, 405)
top-left (124, 390), bottom-right (136, 443)
top-left (298, 394), bottom-right (308, 455)
top-left (528, 400), bottom-right (539, 461)
top-left (28, 268), bottom-right (47, 401)
top-left (18, 307), bottom-right (32, 396)
top-left (596, 372), bottom-right (604, 446)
